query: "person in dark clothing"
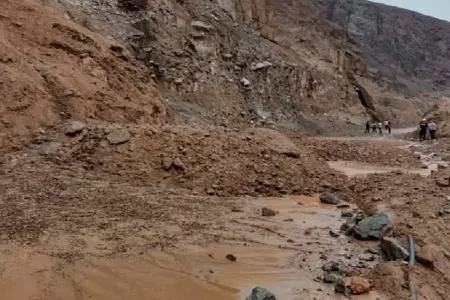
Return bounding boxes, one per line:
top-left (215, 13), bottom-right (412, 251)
top-left (365, 121), bottom-right (370, 134)
top-left (387, 121), bottom-right (392, 134)
top-left (372, 122), bottom-right (377, 134)
top-left (419, 118), bottom-right (428, 141)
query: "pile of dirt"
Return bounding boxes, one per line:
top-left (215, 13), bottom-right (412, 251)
top-left (31, 121), bottom-right (348, 197)
top-left (0, 0), bottom-right (167, 152)
top-left (299, 138), bottom-right (421, 168)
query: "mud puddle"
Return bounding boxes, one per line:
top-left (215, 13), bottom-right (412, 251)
top-left (0, 196), bottom-right (386, 300)
top-left (328, 160), bottom-right (431, 177)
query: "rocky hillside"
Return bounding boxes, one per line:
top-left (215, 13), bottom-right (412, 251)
top-left (48, 0), bottom-right (430, 132)
top-left (315, 0), bottom-right (450, 94)
top-left (0, 0), bottom-right (167, 151)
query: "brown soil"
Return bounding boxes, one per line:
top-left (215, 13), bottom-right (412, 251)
top-left (2, 1), bottom-right (450, 300)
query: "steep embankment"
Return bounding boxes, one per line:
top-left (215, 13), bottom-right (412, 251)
top-left (0, 0), bottom-right (167, 151)
top-left (316, 0), bottom-right (450, 94)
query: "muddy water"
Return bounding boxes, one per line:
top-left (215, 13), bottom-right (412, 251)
top-left (328, 160), bottom-right (432, 177)
top-left (0, 196), bottom-right (386, 300)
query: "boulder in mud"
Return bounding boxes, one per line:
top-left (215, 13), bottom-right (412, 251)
top-left (172, 157), bottom-right (186, 171)
top-left (380, 237), bottom-right (409, 261)
top-left (262, 207), bottom-right (277, 217)
top-left (225, 254), bottom-right (237, 262)
top-left (107, 128), bottom-right (130, 145)
top-left (320, 192), bottom-right (340, 205)
top-left (65, 120), bottom-right (86, 135)
top-left (323, 273), bottom-right (337, 283)
top-left (334, 277), bottom-right (346, 293)
top-left (350, 277), bottom-right (372, 294)
top-left (245, 286), bottom-right (276, 300)
top-left (352, 212), bottom-right (390, 240)
top-left (436, 176), bottom-right (450, 187)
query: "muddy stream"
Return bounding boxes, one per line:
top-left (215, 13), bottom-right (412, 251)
top-left (2, 130), bottom-right (429, 300)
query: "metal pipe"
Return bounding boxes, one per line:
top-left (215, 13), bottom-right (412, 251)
top-left (408, 235), bottom-right (418, 300)
top-left (409, 235), bottom-right (415, 264)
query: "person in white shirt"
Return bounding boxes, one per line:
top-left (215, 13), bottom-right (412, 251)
top-left (428, 120), bottom-right (437, 140)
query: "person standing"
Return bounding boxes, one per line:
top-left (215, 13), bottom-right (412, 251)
top-left (419, 118), bottom-right (428, 141)
top-left (377, 122), bottom-right (383, 135)
top-left (387, 120), bottom-right (392, 134)
top-left (384, 120), bottom-right (389, 132)
top-left (428, 120), bottom-right (437, 140)
top-left (372, 122), bottom-right (377, 134)
top-left (365, 121), bottom-right (370, 134)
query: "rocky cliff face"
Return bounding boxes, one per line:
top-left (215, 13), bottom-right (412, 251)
top-left (315, 0), bottom-right (450, 94)
top-left (48, 0), bottom-right (384, 132)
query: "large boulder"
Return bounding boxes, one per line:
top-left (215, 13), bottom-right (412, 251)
top-left (245, 287), bottom-right (276, 300)
top-left (380, 237), bottom-right (409, 261)
top-left (353, 212), bottom-right (390, 240)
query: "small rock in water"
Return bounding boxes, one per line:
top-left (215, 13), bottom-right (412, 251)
top-left (320, 192), bottom-right (340, 205)
top-left (366, 247), bottom-right (379, 255)
top-left (323, 273), bottom-right (337, 283)
top-left (225, 254), bottom-right (237, 262)
top-left (380, 237), bottom-right (409, 261)
top-left (283, 218), bottom-right (294, 222)
top-left (107, 128), bottom-right (130, 145)
top-left (360, 253), bottom-right (375, 261)
top-left (262, 207), bottom-right (276, 217)
top-left (245, 286), bottom-right (276, 300)
top-left (341, 211), bottom-right (354, 218)
top-left (337, 203), bottom-right (351, 209)
top-left (304, 228), bottom-right (313, 235)
top-left (334, 277), bottom-right (346, 293)
top-left (322, 261), bottom-right (340, 272)
top-left (350, 277), bottom-right (372, 295)
top-left (329, 230), bottom-right (340, 238)
top-left (352, 212), bottom-right (390, 240)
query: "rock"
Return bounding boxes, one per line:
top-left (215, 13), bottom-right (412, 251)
top-left (415, 244), bottom-right (440, 269)
top-left (38, 141), bottom-right (61, 155)
top-left (380, 237), bottom-right (409, 261)
top-left (350, 277), bottom-right (372, 295)
top-left (360, 254), bottom-right (375, 261)
top-left (191, 20), bottom-right (213, 31)
top-left (323, 273), bottom-right (336, 283)
top-left (322, 261), bottom-right (340, 272)
top-left (367, 247), bottom-right (379, 254)
top-left (436, 177), bottom-right (450, 187)
top-left (251, 61), bottom-right (273, 71)
top-left (283, 218), bottom-right (294, 222)
top-left (174, 78), bottom-right (183, 84)
top-left (245, 286), bottom-right (276, 300)
top-left (262, 207), bottom-right (276, 217)
top-left (438, 162), bottom-right (449, 169)
top-left (106, 129), bottom-right (130, 145)
top-left (329, 230), bottom-right (340, 238)
top-left (66, 120), bottom-right (86, 134)
top-left (240, 77), bottom-right (250, 86)
top-left (304, 228), bottom-right (313, 235)
top-left (172, 157), bottom-right (186, 170)
top-left (341, 210), bottom-right (354, 218)
top-left (162, 157), bottom-right (173, 170)
top-left (337, 203), bottom-right (351, 209)
top-left (319, 192), bottom-right (340, 205)
top-left (225, 254), bottom-right (237, 262)
top-left (287, 239), bottom-right (294, 243)
top-left (334, 277), bottom-right (346, 293)
top-left (352, 212), bottom-right (390, 240)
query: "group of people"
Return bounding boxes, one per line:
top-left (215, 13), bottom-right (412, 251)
top-left (419, 118), bottom-right (437, 141)
top-left (365, 120), bottom-right (392, 135)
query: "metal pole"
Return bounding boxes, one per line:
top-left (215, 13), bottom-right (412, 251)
top-left (409, 235), bottom-right (418, 300)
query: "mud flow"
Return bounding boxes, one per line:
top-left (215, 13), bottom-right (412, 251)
top-left (0, 196), bottom-right (384, 300)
